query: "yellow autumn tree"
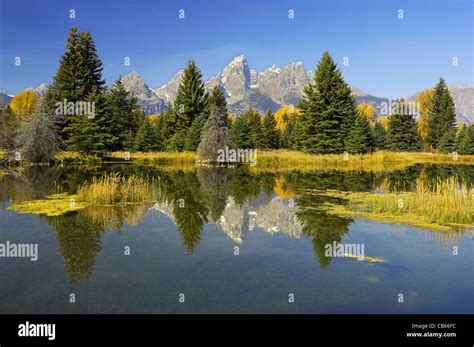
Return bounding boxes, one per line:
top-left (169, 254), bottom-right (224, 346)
top-left (356, 103), bottom-right (376, 126)
top-left (377, 115), bottom-right (388, 130)
top-left (274, 105), bottom-right (300, 132)
top-left (415, 88), bottom-right (434, 141)
top-left (456, 121), bottom-right (465, 137)
top-left (148, 114), bottom-right (159, 126)
top-left (10, 90), bottom-right (39, 122)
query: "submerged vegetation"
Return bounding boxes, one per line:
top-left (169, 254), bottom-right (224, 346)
top-left (8, 173), bottom-right (153, 216)
top-left (7, 193), bottom-right (86, 216)
top-left (317, 177), bottom-right (473, 231)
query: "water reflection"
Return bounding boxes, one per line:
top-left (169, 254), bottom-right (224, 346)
top-left (0, 163), bottom-right (472, 283)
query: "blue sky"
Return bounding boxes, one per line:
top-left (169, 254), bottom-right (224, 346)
top-left (0, 0), bottom-right (472, 98)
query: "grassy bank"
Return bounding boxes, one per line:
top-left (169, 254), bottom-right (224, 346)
top-left (3, 149), bottom-right (470, 172)
top-left (113, 150), bottom-right (474, 172)
top-left (312, 177), bottom-right (473, 231)
top-left (254, 150), bottom-right (474, 172)
top-left (109, 151), bottom-right (197, 164)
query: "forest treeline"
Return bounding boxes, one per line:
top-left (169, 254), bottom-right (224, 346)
top-left (1, 27), bottom-right (473, 162)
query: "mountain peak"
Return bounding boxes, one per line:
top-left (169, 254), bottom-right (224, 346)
top-left (123, 71), bottom-right (142, 79)
top-left (121, 71), bottom-right (154, 99)
top-left (26, 82), bottom-right (48, 96)
top-left (232, 54), bottom-right (246, 63)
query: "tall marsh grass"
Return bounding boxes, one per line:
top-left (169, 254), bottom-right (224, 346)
top-left (110, 151), bottom-right (197, 164)
top-left (256, 150), bottom-right (474, 172)
top-left (321, 177), bottom-right (473, 230)
top-left (77, 172), bottom-right (153, 205)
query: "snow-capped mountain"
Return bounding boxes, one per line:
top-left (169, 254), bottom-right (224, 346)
top-left (26, 82), bottom-right (48, 97)
top-left (129, 55), bottom-right (399, 118)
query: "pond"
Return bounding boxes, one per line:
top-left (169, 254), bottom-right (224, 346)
top-left (0, 163), bottom-right (473, 313)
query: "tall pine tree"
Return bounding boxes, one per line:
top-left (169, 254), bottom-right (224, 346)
top-left (208, 85), bottom-right (231, 128)
top-left (43, 27), bottom-right (105, 144)
top-left (426, 78), bottom-right (457, 150)
top-left (293, 52), bottom-right (356, 153)
top-left (373, 121), bottom-right (387, 150)
top-left (261, 110), bottom-right (279, 149)
top-left (106, 77), bottom-right (140, 150)
top-left (173, 60), bottom-right (208, 133)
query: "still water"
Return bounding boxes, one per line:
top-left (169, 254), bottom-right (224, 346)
top-left (0, 164), bottom-right (473, 313)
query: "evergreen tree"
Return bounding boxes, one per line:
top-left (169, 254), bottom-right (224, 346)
top-left (184, 115), bottom-right (206, 151)
top-left (161, 103), bottom-right (177, 147)
top-left (0, 104), bottom-right (17, 149)
top-left (123, 130), bottom-right (135, 152)
top-left (438, 128), bottom-right (456, 153)
top-left (134, 116), bottom-right (156, 152)
top-left (293, 52), bottom-right (357, 153)
top-left (151, 115), bottom-right (167, 152)
top-left (280, 121), bottom-right (295, 149)
top-left (64, 112), bottom-right (104, 156)
top-left (231, 108), bottom-right (262, 149)
top-left (106, 77), bottom-right (140, 150)
top-left (457, 125), bottom-right (474, 154)
top-left (261, 110), bottom-right (279, 149)
top-left (455, 124), bottom-right (466, 151)
top-left (166, 130), bottom-right (186, 152)
top-left (208, 85), bottom-right (231, 128)
top-left (426, 78), bottom-right (456, 149)
top-left (43, 27), bottom-right (105, 143)
top-left (64, 87), bottom-right (113, 156)
top-left (173, 60), bottom-right (208, 133)
top-left (231, 112), bottom-right (253, 149)
top-left (248, 109), bottom-right (264, 149)
top-left (373, 121), bottom-right (386, 150)
top-left (345, 113), bottom-right (373, 153)
top-left (385, 100), bottom-right (421, 152)
top-left (197, 105), bottom-right (234, 162)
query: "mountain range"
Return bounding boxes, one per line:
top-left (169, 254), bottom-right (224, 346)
top-left (119, 54), bottom-right (474, 124)
top-left (2, 55), bottom-right (473, 124)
